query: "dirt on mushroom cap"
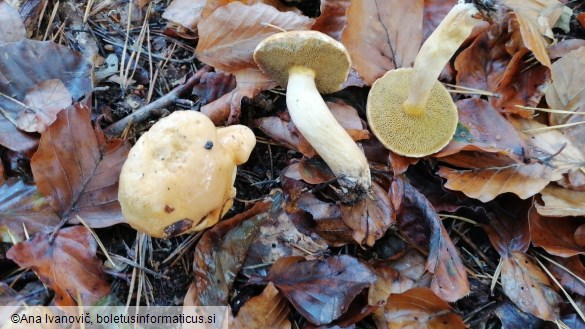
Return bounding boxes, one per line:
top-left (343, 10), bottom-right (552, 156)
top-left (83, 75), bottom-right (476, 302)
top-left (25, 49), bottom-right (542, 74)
top-left (254, 30), bottom-right (351, 94)
top-left (366, 68), bottom-right (458, 157)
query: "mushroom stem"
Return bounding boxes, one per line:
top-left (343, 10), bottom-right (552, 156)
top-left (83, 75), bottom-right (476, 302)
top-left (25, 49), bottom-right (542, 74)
top-left (287, 66), bottom-right (371, 201)
top-left (403, 2), bottom-right (482, 117)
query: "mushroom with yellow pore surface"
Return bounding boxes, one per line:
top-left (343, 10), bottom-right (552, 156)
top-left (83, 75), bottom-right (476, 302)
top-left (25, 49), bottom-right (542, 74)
top-left (254, 30), bottom-right (371, 203)
top-left (366, 2), bottom-right (483, 157)
top-left (118, 111), bottom-right (256, 238)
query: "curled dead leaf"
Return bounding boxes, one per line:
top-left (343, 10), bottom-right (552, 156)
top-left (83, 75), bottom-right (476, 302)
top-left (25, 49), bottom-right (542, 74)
top-left (6, 226), bottom-right (110, 306)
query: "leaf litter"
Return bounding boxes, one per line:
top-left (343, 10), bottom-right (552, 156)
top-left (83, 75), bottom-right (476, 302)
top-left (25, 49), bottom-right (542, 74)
top-left (1, 0), bottom-right (585, 327)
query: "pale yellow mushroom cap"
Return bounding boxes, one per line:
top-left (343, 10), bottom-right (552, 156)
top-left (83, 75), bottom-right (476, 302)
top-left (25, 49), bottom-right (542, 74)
top-left (253, 30), bottom-right (351, 94)
top-left (366, 68), bottom-right (458, 157)
top-left (118, 111), bottom-right (256, 238)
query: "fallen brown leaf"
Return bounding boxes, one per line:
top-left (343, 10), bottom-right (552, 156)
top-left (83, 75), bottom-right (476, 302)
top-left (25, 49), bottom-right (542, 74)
top-left (200, 0), bottom-right (296, 20)
top-left (16, 79), bottom-right (73, 133)
top-left (537, 184), bottom-right (585, 217)
top-left (549, 256), bottom-right (585, 296)
top-left (340, 182), bottom-right (394, 246)
top-left (342, 0), bottom-right (423, 84)
top-left (436, 98), bottom-right (528, 161)
top-left (439, 162), bottom-right (551, 202)
top-left (0, 40), bottom-right (92, 152)
top-left (6, 226), bottom-right (110, 306)
top-left (242, 192), bottom-right (328, 277)
top-left (492, 47), bottom-right (549, 116)
top-left (373, 287), bottom-right (466, 329)
top-left (0, 1), bottom-right (26, 43)
top-left (269, 255), bottom-right (376, 325)
top-left (500, 251), bottom-right (561, 321)
top-left (232, 283), bottom-right (291, 329)
top-left (0, 178), bottom-right (60, 243)
top-left (481, 197), bottom-right (531, 256)
top-left (390, 178), bottom-right (469, 302)
top-left (529, 205), bottom-right (585, 257)
top-left (454, 19), bottom-right (513, 95)
top-left (187, 200), bottom-right (271, 306)
top-left (196, 2), bottom-right (313, 73)
top-left (503, 0), bottom-right (564, 68)
top-left (201, 68), bottom-right (277, 124)
top-left (547, 39), bottom-right (585, 59)
top-left (495, 302), bottom-right (547, 328)
top-left (293, 191), bottom-right (355, 247)
top-left (312, 0), bottom-right (350, 41)
top-left (368, 262), bottom-right (420, 307)
top-left (545, 46), bottom-right (585, 187)
top-left (30, 104), bottom-right (130, 228)
top-left (423, 0), bottom-right (458, 41)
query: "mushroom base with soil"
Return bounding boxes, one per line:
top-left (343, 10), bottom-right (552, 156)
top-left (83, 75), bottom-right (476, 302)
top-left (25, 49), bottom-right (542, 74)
top-left (287, 66), bottom-right (371, 203)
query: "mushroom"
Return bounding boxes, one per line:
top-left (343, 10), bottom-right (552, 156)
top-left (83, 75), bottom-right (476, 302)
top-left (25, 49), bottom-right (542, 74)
top-left (118, 111), bottom-right (256, 238)
top-left (366, 2), bottom-right (483, 157)
top-left (254, 30), bottom-right (371, 203)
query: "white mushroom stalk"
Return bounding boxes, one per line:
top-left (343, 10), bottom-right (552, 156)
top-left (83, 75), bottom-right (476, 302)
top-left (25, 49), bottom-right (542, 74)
top-left (254, 31), bottom-right (371, 203)
top-left (287, 66), bottom-right (371, 200)
top-left (403, 2), bottom-right (483, 117)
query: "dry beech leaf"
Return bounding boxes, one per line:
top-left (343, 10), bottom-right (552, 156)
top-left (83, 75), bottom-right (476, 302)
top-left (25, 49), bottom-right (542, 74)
top-left (340, 182), bottom-right (394, 246)
top-left (436, 115), bottom-right (585, 203)
top-left (163, 0), bottom-right (294, 32)
top-left (500, 251), bottom-right (561, 321)
top-left (162, 0), bottom-right (204, 31)
top-left (436, 99), bottom-right (528, 160)
top-left (242, 192), bottom-right (328, 277)
top-left (423, 0), bottom-right (458, 41)
top-left (254, 116), bottom-right (310, 156)
top-left (492, 48), bottom-right (549, 116)
top-left (202, 68), bottom-right (277, 125)
top-left (0, 178), bottom-right (60, 243)
top-left (481, 197), bottom-right (531, 256)
top-left (196, 2), bottom-right (314, 73)
top-left (373, 287), bottom-right (466, 329)
top-left (268, 255), bottom-right (376, 326)
top-left (30, 104), bottom-right (130, 228)
top-left (547, 39), bottom-right (585, 59)
top-left (232, 283), bottom-right (291, 329)
top-left (438, 163), bottom-right (551, 202)
top-left (16, 79), bottom-right (72, 133)
top-left (0, 1), bottom-right (26, 43)
top-left (6, 226), bottom-right (110, 306)
top-left (512, 118), bottom-right (585, 180)
top-left (298, 157), bottom-right (335, 185)
top-left (0, 40), bottom-right (92, 152)
top-left (294, 191), bottom-right (355, 247)
top-left (188, 201), bottom-right (271, 306)
top-left (537, 184), bottom-right (585, 217)
top-left (390, 178), bottom-right (469, 302)
top-left (368, 264), bottom-right (417, 307)
top-left (312, 0), bottom-right (350, 41)
top-left (342, 0), bottom-right (423, 84)
top-left (495, 302), bottom-right (547, 329)
top-left (545, 46), bottom-right (585, 164)
top-left (549, 256), bottom-right (585, 296)
top-left (503, 0), bottom-right (564, 68)
top-left (529, 206), bottom-right (585, 257)
top-left (200, 0), bottom-right (296, 19)
top-left (192, 70), bottom-right (237, 105)
top-left (455, 20), bottom-right (513, 95)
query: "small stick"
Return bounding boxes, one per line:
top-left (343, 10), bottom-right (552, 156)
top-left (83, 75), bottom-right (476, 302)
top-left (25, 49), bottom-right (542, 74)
top-left (104, 65), bottom-right (212, 136)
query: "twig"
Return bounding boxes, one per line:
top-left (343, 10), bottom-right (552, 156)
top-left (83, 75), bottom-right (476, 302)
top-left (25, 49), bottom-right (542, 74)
top-left (104, 66), bottom-right (211, 136)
